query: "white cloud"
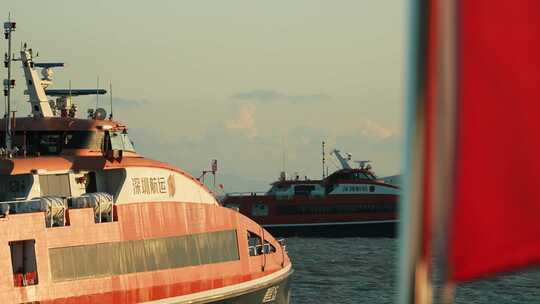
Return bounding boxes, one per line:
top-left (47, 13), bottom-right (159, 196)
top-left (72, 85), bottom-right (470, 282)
top-left (232, 89), bottom-right (330, 104)
top-left (357, 120), bottom-right (395, 139)
top-left (225, 104), bottom-right (257, 138)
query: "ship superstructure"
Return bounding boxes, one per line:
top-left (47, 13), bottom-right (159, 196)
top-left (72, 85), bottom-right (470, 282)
top-left (222, 148), bottom-right (400, 237)
top-left (0, 20), bottom-right (291, 303)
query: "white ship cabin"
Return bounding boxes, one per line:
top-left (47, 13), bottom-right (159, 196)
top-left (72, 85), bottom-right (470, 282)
top-left (267, 180), bottom-right (326, 200)
top-left (0, 118), bottom-right (137, 225)
top-left (263, 167), bottom-right (398, 199)
top-left (325, 168), bottom-right (400, 195)
top-left (0, 119), bottom-right (134, 215)
top-left (0, 117), bottom-right (217, 229)
top-left (0, 159), bottom-right (125, 226)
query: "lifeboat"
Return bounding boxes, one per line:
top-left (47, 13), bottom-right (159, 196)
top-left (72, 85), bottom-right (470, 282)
top-left (0, 21), bottom-right (292, 303)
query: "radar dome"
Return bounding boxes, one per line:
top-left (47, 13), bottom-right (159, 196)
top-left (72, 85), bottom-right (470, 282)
top-left (94, 108), bottom-right (107, 120)
top-left (41, 68), bottom-right (53, 80)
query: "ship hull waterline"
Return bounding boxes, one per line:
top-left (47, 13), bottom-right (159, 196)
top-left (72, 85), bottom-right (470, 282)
top-left (148, 267), bottom-right (293, 304)
top-left (261, 220), bottom-right (397, 238)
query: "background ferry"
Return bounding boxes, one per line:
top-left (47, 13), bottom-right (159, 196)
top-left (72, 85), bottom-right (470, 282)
top-left (221, 146), bottom-right (400, 237)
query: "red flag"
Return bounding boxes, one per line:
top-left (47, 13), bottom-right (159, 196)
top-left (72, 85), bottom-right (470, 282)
top-left (449, 0), bottom-right (540, 281)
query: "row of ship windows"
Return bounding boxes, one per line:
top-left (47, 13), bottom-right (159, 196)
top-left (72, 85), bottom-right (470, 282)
top-left (48, 230), bottom-right (240, 281)
top-left (340, 185), bottom-right (376, 193)
top-left (9, 229), bottom-right (278, 287)
top-left (277, 203), bottom-right (395, 215)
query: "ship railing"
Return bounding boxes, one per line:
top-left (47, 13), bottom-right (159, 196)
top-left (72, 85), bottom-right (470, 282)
top-left (277, 238), bottom-right (287, 252)
top-left (226, 191), bottom-right (267, 197)
top-left (0, 197), bottom-right (68, 227)
top-left (0, 198), bottom-right (42, 218)
top-left (0, 192), bottom-right (115, 227)
top-left (277, 238), bottom-right (287, 267)
top-left (248, 244), bottom-right (274, 256)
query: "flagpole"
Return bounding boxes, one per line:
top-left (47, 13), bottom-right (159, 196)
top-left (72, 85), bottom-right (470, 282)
top-left (432, 0), bottom-right (458, 301)
top-left (397, 0), bottom-right (431, 302)
top-left (399, 0), bottom-right (459, 302)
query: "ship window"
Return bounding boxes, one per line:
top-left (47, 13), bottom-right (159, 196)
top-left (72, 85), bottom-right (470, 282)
top-left (9, 240), bottom-right (38, 287)
top-left (352, 172), bottom-right (367, 179)
top-left (39, 174), bottom-right (71, 197)
top-left (37, 133), bottom-right (62, 154)
top-left (109, 131), bottom-right (135, 152)
top-left (247, 231), bottom-right (276, 256)
top-left (294, 185), bottom-right (315, 196)
top-left (64, 131), bottom-right (104, 150)
top-left (264, 240), bottom-right (276, 254)
top-left (16, 131), bottom-right (106, 156)
top-left (85, 172), bottom-right (98, 193)
top-left (251, 203), bottom-right (269, 216)
top-left (247, 231), bottom-right (262, 256)
top-left (0, 174), bottom-right (33, 201)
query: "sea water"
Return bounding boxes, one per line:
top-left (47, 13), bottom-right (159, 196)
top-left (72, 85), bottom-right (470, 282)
top-left (286, 237), bottom-right (540, 304)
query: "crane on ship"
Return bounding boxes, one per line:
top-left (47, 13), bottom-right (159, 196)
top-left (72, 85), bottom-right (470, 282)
top-left (331, 149), bottom-right (372, 170)
top-left (331, 149), bottom-right (352, 169)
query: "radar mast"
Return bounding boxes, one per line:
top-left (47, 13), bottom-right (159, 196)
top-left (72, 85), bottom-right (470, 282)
top-left (3, 15), bottom-right (16, 150)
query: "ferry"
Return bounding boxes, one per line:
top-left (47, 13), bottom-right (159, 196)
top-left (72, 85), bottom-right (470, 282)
top-left (0, 20), bottom-right (292, 303)
top-left (221, 146), bottom-right (400, 237)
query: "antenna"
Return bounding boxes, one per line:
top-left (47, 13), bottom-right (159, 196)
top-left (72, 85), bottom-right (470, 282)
top-left (322, 141), bottom-right (326, 179)
top-left (199, 159), bottom-right (218, 193)
top-left (281, 135), bottom-right (287, 174)
top-left (3, 13), bottom-right (16, 151)
top-left (211, 159), bottom-right (217, 192)
top-left (95, 76), bottom-right (99, 109)
top-left (282, 147), bottom-right (286, 173)
top-left (109, 81), bottom-right (113, 120)
top-left (68, 80), bottom-right (72, 101)
top-left (67, 80), bottom-right (72, 117)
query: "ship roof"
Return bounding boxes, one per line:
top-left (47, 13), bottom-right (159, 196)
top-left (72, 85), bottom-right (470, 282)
top-left (0, 117), bottom-right (126, 132)
top-left (0, 155), bottom-right (189, 178)
top-left (270, 179), bottom-right (322, 186)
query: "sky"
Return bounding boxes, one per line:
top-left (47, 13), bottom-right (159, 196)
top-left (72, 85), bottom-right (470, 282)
top-left (2, 0), bottom-right (405, 191)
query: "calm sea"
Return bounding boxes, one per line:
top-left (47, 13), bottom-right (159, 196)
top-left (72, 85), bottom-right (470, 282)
top-left (285, 237), bottom-right (540, 304)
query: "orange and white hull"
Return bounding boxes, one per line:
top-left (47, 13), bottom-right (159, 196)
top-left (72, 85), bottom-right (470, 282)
top-left (0, 200), bottom-right (291, 303)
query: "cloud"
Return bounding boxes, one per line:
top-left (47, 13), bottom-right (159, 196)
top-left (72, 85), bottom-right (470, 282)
top-left (232, 89), bottom-right (330, 104)
top-left (357, 120), bottom-right (396, 139)
top-left (111, 98), bottom-right (149, 108)
top-left (129, 119), bottom-right (403, 191)
top-left (225, 104), bottom-right (257, 138)
top-left (79, 97), bottom-right (149, 109)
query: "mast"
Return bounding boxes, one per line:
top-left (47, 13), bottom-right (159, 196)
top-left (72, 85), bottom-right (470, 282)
top-left (109, 82), bottom-right (113, 120)
top-left (19, 46), bottom-right (54, 117)
top-left (322, 141), bottom-right (326, 179)
top-left (3, 15), bottom-right (15, 151)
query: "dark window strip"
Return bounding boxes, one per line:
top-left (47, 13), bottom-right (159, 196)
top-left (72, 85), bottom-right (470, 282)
top-left (49, 230), bottom-right (239, 281)
top-left (277, 203), bottom-right (396, 215)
